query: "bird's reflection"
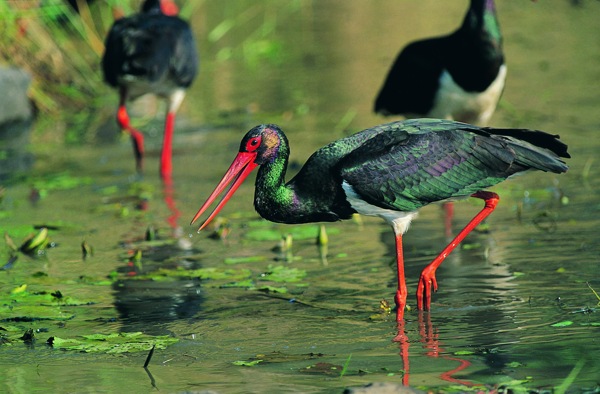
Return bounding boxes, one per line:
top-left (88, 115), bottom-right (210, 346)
top-left (394, 312), bottom-right (475, 387)
top-left (162, 173), bottom-right (181, 231)
top-left (112, 174), bottom-right (200, 333)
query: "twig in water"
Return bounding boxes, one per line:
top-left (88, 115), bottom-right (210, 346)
top-left (586, 282), bottom-right (600, 306)
top-left (143, 344), bottom-right (156, 368)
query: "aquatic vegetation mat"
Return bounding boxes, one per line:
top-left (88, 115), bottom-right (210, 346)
top-left (47, 332), bottom-right (178, 354)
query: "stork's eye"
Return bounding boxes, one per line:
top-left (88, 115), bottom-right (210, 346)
top-left (245, 136), bottom-right (261, 151)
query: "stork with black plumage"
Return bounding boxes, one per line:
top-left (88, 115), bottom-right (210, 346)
top-left (102, 0), bottom-right (198, 179)
top-left (374, 0), bottom-right (505, 126)
top-left (191, 119), bottom-right (569, 321)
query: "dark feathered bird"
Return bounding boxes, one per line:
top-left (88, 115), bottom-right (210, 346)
top-left (374, 0), bottom-right (505, 126)
top-left (191, 119), bottom-right (569, 321)
top-left (102, 0), bottom-right (198, 178)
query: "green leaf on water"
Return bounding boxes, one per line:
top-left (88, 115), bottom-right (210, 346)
top-left (259, 265), bottom-right (306, 283)
top-left (453, 350), bottom-right (475, 356)
top-left (133, 267), bottom-right (253, 282)
top-left (245, 225), bottom-right (339, 242)
top-left (224, 255), bottom-right (265, 265)
top-left (232, 359), bottom-right (263, 367)
top-left (50, 332), bottom-right (178, 353)
top-left (461, 242), bottom-right (481, 250)
top-left (0, 288), bottom-right (92, 321)
top-left (32, 172), bottom-right (93, 194)
top-left (551, 320), bottom-right (573, 327)
top-left (244, 229), bottom-right (282, 241)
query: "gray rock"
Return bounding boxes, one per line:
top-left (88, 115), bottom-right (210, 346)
top-left (0, 67), bottom-right (33, 125)
top-left (0, 66), bottom-right (35, 180)
top-left (344, 382), bottom-right (426, 394)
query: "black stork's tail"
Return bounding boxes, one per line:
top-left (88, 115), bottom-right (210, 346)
top-left (478, 127), bottom-right (570, 174)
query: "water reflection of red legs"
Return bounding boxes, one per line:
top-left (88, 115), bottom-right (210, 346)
top-left (419, 312), bottom-right (474, 386)
top-left (393, 313), bottom-right (476, 387)
top-left (393, 320), bottom-right (410, 386)
top-left (162, 174), bottom-right (181, 231)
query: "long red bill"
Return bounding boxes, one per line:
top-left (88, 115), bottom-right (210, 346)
top-left (190, 152), bottom-right (258, 231)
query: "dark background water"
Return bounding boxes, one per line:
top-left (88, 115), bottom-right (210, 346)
top-left (0, 0), bottom-right (599, 392)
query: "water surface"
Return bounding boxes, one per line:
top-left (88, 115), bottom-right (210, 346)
top-left (1, 1), bottom-right (599, 392)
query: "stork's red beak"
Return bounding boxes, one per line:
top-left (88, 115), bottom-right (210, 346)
top-left (190, 152), bottom-right (258, 231)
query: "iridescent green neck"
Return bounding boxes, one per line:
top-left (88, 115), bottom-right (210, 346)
top-left (464, 0), bottom-right (502, 44)
top-left (482, 0), bottom-right (501, 44)
top-left (253, 134), bottom-right (298, 223)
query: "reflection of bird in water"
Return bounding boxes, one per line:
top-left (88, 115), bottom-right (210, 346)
top-left (102, 0), bottom-right (198, 178)
top-left (113, 246), bottom-right (203, 334)
top-left (113, 277), bottom-right (203, 333)
top-left (190, 120), bottom-right (569, 322)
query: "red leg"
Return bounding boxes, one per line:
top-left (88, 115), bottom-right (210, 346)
top-left (116, 89), bottom-right (144, 173)
top-left (443, 202), bottom-right (454, 238)
top-left (160, 112), bottom-right (176, 179)
top-left (394, 233), bottom-right (408, 322)
top-left (417, 191), bottom-right (499, 310)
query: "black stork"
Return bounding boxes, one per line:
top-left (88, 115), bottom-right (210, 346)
top-left (374, 0), bottom-right (506, 126)
top-left (102, 0), bottom-right (198, 179)
top-left (190, 119), bottom-right (569, 321)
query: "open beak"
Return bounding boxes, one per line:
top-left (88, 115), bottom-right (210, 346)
top-left (190, 151), bottom-right (258, 231)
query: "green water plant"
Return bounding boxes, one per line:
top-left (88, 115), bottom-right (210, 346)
top-left (339, 353), bottom-right (352, 377)
top-left (48, 332), bottom-right (178, 353)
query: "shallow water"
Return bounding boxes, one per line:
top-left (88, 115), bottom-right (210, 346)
top-left (1, 0), bottom-right (599, 392)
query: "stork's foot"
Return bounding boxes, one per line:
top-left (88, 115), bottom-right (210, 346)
top-left (416, 266), bottom-right (439, 310)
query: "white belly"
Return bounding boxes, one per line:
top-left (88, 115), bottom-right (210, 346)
top-left (342, 182), bottom-right (418, 236)
top-left (429, 64), bottom-right (507, 125)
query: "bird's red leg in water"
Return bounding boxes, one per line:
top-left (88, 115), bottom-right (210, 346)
top-left (160, 90), bottom-right (185, 179)
top-left (161, 112), bottom-right (175, 179)
top-left (394, 233), bottom-right (408, 322)
top-left (116, 88), bottom-right (144, 173)
top-left (417, 191), bottom-right (499, 310)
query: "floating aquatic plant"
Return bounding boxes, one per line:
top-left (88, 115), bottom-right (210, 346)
top-left (48, 332), bottom-right (178, 354)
